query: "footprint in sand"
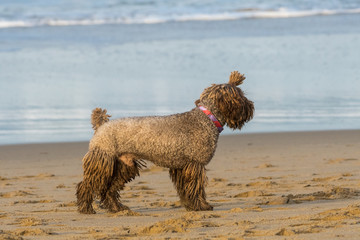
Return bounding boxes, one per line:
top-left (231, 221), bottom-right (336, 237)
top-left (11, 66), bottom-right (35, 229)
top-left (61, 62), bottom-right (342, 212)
top-left (108, 210), bottom-right (142, 217)
top-left (12, 228), bottom-right (53, 237)
top-left (57, 201), bottom-right (76, 207)
top-left (0, 230), bottom-right (22, 240)
top-left (234, 190), bottom-right (273, 198)
top-left (149, 200), bottom-right (181, 208)
top-left (276, 228), bottom-right (295, 236)
top-left (312, 176), bottom-right (342, 182)
top-left (326, 158), bottom-right (358, 164)
top-left (260, 187), bottom-right (360, 205)
top-left (136, 181), bottom-right (149, 184)
top-left (13, 173), bottom-right (55, 180)
top-left (244, 228), bottom-right (276, 237)
top-left (255, 163), bottom-right (276, 169)
top-left (229, 207), bottom-right (243, 213)
top-left (12, 217), bottom-right (47, 226)
top-left (315, 204), bottom-right (360, 221)
top-left (12, 199), bottom-right (55, 205)
top-left (0, 190), bottom-right (33, 198)
top-left (0, 177), bottom-right (11, 187)
top-left (211, 178), bottom-right (227, 182)
top-left (246, 181), bottom-right (278, 188)
top-left (227, 183), bottom-right (244, 187)
top-left (129, 185), bottom-right (153, 191)
top-left (283, 204), bottom-right (360, 235)
top-left (139, 212), bottom-right (223, 236)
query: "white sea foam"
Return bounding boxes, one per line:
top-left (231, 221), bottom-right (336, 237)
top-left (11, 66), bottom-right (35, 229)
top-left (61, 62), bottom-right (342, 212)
top-left (0, 8), bottom-right (360, 29)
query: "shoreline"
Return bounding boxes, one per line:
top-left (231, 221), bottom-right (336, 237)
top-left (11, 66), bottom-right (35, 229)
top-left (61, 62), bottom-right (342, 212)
top-left (1, 128), bottom-right (359, 147)
top-left (1, 129), bottom-right (360, 239)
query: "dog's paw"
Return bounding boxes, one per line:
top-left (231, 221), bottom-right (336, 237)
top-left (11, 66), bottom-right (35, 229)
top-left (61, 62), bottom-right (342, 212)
top-left (78, 206), bottom-right (96, 214)
top-left (198, 203), bottom-right (213, 211)
top-left (201, 203), bottom-right (214, 211)
top-left (185, 202), bottom-right (213, 211)
top-left (108, 203), bottom-right (130, 213)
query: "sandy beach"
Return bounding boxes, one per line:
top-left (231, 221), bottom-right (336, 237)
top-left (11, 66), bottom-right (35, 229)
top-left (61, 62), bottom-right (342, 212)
top-left (0, 130), bottom-right (359, 239)
top-left (1, 1), bottom-right (360, 239)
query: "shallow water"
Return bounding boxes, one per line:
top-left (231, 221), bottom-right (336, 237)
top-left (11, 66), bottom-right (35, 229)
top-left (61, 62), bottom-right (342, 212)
top-left (1, 14), bottom-right (360, 144)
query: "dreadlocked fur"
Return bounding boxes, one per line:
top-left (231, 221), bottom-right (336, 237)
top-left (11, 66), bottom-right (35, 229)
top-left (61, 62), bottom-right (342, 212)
top-left (76, 148), bottom-right (145, 214)
top-left (99, 157), bottom-right (146, 212)
top-left (169, 162), bottom-right (212, 211)
top-left (76, 70), bottom-right (254, 214)
top-left (197, 71), bottom-right (254, 130)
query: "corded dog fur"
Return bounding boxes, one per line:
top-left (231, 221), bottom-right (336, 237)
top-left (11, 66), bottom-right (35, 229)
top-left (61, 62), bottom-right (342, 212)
top-left (76, 71), bottom-right (254, 214)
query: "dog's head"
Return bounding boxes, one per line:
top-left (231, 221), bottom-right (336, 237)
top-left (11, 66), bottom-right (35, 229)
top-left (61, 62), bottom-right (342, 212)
top-left (196, 71), bottom-right (254, 130)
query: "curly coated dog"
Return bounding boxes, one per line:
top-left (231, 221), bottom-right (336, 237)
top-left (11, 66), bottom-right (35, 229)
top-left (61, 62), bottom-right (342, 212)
top-left (76, 71), bottom-right (254, 214)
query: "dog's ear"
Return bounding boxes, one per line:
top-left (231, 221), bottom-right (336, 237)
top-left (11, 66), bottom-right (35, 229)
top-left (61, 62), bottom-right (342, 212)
top-left (243, 98), bottom-right (255, 123)
top-left (228, 71), bottom-right (246, 86)
top-left (216, 94), bottom-right (254, 129)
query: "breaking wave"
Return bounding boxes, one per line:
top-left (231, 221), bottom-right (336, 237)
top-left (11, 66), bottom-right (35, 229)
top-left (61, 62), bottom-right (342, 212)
top-left (1, 8), bottom-right (360, 29)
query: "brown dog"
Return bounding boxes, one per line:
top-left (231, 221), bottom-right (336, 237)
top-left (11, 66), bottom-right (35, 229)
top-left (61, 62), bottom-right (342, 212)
top-left (76, 71), bottom-right (254, 214)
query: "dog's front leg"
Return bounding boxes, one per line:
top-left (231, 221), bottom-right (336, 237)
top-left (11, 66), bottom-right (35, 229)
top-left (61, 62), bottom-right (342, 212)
top-left (169, 162), bottom-right (213, 211)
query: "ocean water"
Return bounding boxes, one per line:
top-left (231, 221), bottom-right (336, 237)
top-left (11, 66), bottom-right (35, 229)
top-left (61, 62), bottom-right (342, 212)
top-left (1, 0), bottom-right (360, 28)
top-left (0, 1), bottom-right (360, 145)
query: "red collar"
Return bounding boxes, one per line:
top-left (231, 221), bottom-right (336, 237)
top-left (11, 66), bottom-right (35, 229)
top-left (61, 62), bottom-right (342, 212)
top-left (198, 106), bottom-right (223, 133)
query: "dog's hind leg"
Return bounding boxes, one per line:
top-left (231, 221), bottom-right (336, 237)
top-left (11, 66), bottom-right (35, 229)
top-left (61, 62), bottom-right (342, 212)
top-left (101, 156), bottom-right (145, 212)
top-left (76, 149), bottom-right (115, 214)
top-left (100, 176), bottom-right (129, 212)
top-left (169, 161), bottom-right (213, 211)
top-left (76, 180), bottom-right (96, 214)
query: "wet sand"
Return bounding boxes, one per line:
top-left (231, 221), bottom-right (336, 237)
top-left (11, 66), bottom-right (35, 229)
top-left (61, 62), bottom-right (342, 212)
top-left (1, 130), bottom-right (360, 239)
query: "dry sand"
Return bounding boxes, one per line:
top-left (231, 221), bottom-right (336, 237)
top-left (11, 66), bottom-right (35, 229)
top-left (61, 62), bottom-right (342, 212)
top-left (1, 130), bottom-right (359, 239)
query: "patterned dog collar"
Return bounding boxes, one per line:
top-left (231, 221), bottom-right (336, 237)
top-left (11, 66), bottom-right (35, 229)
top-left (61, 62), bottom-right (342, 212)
top-left (198, 106), bottom-right (223, 133)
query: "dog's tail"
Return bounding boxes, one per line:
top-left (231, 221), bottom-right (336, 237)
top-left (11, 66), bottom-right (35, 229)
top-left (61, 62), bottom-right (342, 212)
top-left (91, 108), bottom-right (111, 132)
